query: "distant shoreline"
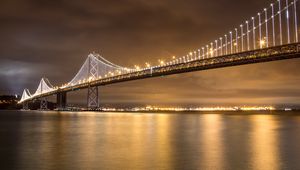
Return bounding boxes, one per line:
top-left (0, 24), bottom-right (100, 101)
top-left (1, 109), bottom-right (300, 115)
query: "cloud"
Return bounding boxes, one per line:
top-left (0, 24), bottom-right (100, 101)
top-left (0, 59), bottom-right (56, 94)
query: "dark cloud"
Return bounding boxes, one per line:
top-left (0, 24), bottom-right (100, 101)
top-left (0, 0), bottom-right (299, 106)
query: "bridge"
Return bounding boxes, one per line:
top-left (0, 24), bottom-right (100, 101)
top-left (20, 0), bottom-right (300, 110)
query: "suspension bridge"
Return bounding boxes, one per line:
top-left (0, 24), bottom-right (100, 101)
top-left (20, 0), bottom-right (300, 110)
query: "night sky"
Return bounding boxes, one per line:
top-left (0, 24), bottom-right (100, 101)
top-left (0, 0), bottom-right (300, 106)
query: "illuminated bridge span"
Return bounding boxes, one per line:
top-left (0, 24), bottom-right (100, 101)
top-left (20, 0), bottom-right (300, 110)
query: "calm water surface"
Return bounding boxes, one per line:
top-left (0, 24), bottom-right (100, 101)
top-left (0, 110), bottom-right (300, 170)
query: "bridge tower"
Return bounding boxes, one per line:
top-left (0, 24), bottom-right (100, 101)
top-left (20, 89), bottom-right (31, 110)
top-left (87, 54), bottom-right (99, 110)
top-left (39, 79), bottom-right (48, 110)
top-left (57, 91), bottom-right (67, 110)
top-left (22, 102), bottom-right (29, 110)
top-left (40, 98), bottom-right (48, 110)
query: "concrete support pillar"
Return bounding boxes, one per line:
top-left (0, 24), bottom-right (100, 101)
top-left (57, 92), bottom-right (67, 110)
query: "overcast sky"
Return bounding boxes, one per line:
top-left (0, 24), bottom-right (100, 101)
top-left (0, 0), bottom-right (299, 106)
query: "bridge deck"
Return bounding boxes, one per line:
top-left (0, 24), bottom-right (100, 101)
top-left (23, 43), bottom-right (300, 102)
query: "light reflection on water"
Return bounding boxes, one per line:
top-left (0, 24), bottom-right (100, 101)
top-left (0, 111), bottom-right (300, 170)
top-left (250, 116), bottom-right (280, 170)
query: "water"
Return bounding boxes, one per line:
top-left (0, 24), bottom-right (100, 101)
top-left (1, 111), bottom-right (300, 170)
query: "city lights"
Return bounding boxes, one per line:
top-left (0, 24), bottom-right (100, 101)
top-left (99, 106), bottom-right (277, 112)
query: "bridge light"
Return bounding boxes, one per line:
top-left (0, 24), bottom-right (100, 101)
top-left (234, 28), bottom-right (238, 53)
top-left (240, 24), bottom-right (244, 51)
top-left (209, 48), bottom-right (213, 55)
top-left (285, 0), bottom-right (290, 43)
top-left (172, 56), bottom-right (176, 59)
top-left (258, 12), bottom-right (262, 48)
top-left (229, 31), bottom-right (233, 54)
top-left (278, 0), bottom-right (283, 45)
top-left (259, 39), bottom-right (266, 47)
top-left (245, 20), bottom-right (250, 50)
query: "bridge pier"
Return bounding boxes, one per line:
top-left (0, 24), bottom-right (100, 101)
top-left (57, 92), bottom-right (67, 110)
top-left (40, 97), bottom-right (48, 110)
top-left (87, 86), bottom-right (99, 110)
top-left (22, 102), bottom-right (29, 110)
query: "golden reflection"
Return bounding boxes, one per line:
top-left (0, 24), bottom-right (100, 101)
top-left (34, 114), bottom-right (57, 167)
top-left (71, 112), bottom-right (174, 169)
top-left (154, 114), bottom-right (172, 167)
top-left (19, 112), bottom-right (75, 169)
top-left (200, 114), bottom-right (224, 169)
top-left (119, 113), bottom-right (173, 169)
top-left (250, 115), bottom-right (280, 170)
top-left (76, 112), bottom-right (98, 169)
top-left (127, 113), bottom-right (149, 168)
